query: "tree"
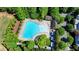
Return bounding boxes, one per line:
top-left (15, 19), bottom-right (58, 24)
top-left (54, 15), bottom-right (60, 23)
top-left (66, 24), bottom-right (74, 32)
top-left (57, 27), bottom-right (65, 36)
top-left (58, 41), bottom-right (67, 50)
top-left (65, 15), bottom-right (74, 22)
top-left (28, 7), bottom-right (38, 19)
top-left (59, 7), bottom-right (68, 13)
top-left (67, 35), bottom-right (74, 45)
top-left (36, 34), bottom-right (50, 48)
top-left (73, 45), bottom-right (79, 51)
top-left (66, 7), bottom-right (76, 13)
top-left (38, 7), bottom-right (48, 19)
top-left (54, 31), bottom-right (61, 44)
top-left (24, 7), bottom-right (29, 18)
top-left (7, 7), bottom-right (16, 14)
top-left (46, 38), bottom-right (51, 46)
top-left (59, 16), bottom-right (64, 23)
top-left (15, 7), bottom-right (26, 20)
top-left (0, 7), bottom-right (7, 12)
top-left (49, 7), bottom-right (64, 23)
top-left (27, 40), bottom-right (35, 50)
top-left (50, 7), bottom-right (59, 17)
top-left (3, 18), bottom-right (21, 51)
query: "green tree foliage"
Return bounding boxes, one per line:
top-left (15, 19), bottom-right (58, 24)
top-left (27, 40), bottom-right (35, 50)
top-left (36, 34), bottom-right (50, 48)
top-left (67, 7), bottom-right (76, 13)
top-left (15, 7), bottom-right (26, 20)
top-left (50, 7), bottom-right (59, 17)
top-left (54, 15), bottom-right (60, 23)
top-left (38, 7), bottom-right (48, 19)
top-left (73, 45), bottom-right (79, 51)
top-left (58, 41), bottom-right (67, 50)
top-left (67, 35), bottom-right (74, 45)
top-left (46, 38), bottom-right (51, 46)
top-left (0, 7), bottom-right (7, 12)
top-left (54, 31), bottom-right (61, 44)
top-left (50, 7), bottom-right (64, 23)
top-left (65, 15), bottom-right (74, 22)
top-left (28, 7), bottom-right (38, 19)
top-left (23, 8), bottom-right (29, 18)
top-left (57, 27), bottom-right (65, 36)
top-left (3, 18), bottom-right (21, 51)
top-left (59, 7), bottom-right (68, 13)
top-left (59, 16), bottom-right (64, 23)
top-left (66, 24), bottom-right (74, 32)
top-left (7, 7), bottom-right (16, 14)
top-left (50, 7), bottom-right (60, 23)
top-left (74, 8), bottom-right (79, 17)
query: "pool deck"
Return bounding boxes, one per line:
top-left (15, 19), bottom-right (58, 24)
top-left (18, 19), bottom-right (50, 41)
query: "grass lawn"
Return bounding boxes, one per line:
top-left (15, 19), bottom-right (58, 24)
top-left (0, 14), bottom-right (15, 42)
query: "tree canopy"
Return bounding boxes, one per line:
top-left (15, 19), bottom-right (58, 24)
top-left (27, 40), bottom-right (35, 50)
top-left (65, 15), bottom-right (74, 22)
top-left (59, 7), bottom-right (68, 13)
top-left (36, 34), bottom-right (50, 48)
top-left (57, 27), bottom-right (65, 36)
top-left (38, 7), bottom-right (48, 19)
top-left (66, 24), bottom-right (74, 32)
top-left (54, 31), bottom-right (61, 44)
top-left (15, 7), bottom-right (26, 20)
top-left (67, 35), bottom-right (74, 45)
top-left (58, 41), bottom-right (67, 50)
top-left (28, 7), bottom-right (38, 19)
top-left (49, 7), bottom-right (64, 23)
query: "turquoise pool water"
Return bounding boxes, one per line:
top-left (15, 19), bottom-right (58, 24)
top-left (21, 21), bottom-right (49, 40)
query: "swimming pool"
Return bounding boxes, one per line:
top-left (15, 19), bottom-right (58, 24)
top-left (19, 20), bottom-right (49, 40)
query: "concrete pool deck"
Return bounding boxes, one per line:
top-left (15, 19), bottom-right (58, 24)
top-left (18, 19), bottom-right (50, 41)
